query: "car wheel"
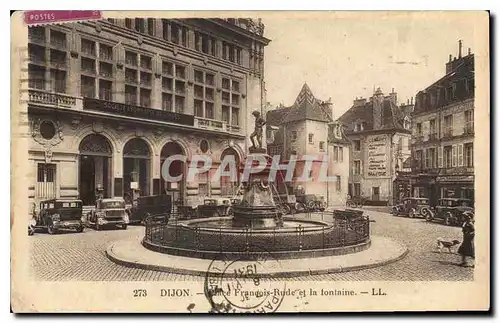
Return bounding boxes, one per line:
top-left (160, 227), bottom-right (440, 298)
top-left (307, 201), bottom-right (316, 211)
top-left (28, 227), bottom-right (34, 236)
top-left (227, 207), bottom-right (234, 216)
top-left (96, 222), bottom-right (101, 231)
top-left (295, 203), bottom-right (305, 213)
top-left (425, 210), bottom-right (434, 221)
top-left (392, 207), bottom-right (399, 216)
top-left (77, 225), bottom-right (84, 233)
top-left (121, 224), bottom-right (128, 230)
top-left (282, 204), bottom-right (292, 215)
top-left (409, 209), bottom-right (416, 218)
top-left (47, 223), bottom-right (56, 235)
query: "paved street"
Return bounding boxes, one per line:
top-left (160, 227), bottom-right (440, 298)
top-left (30, 210), bottom-right (473, 281)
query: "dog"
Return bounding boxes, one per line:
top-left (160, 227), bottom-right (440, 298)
top-left (436, 237), bottom-right (461, 253)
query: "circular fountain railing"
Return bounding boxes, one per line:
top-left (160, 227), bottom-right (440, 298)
top-left (142, 212), bottom-right (371, 260)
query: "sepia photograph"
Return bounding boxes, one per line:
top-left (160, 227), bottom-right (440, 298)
top-left (10, 10), bottom-right (490, 313)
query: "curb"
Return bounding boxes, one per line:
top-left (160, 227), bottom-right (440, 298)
top-left (106, 236), bottom-right (409, 278)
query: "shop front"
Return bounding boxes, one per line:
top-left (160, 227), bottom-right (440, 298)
top-left (436, 175), bottom-right (475, 204)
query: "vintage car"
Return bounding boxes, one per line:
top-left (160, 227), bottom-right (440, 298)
top-left (391, 197), bottom-right (431, 218)
top-left (86, 198), bottom-right (129, 230)
top-left (426, 198), bottom-right (474, 226)
top-left (30, 198), bottom-right (84, 235)
top-left (345, 195), bottom-right (368, 208)
top-left (128, 194), bottom-right (172, 224)
top-left (296, 194), bottom-right (327, 212)
top-left (197, 197), bottom-right (231, 217)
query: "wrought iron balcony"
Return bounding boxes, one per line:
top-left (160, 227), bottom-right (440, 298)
top-left (428, 133), bottom-right (438, 141)
top-left (442, 128), bottom-right (454, 138)
top-left (413, 135), bottom-right (424, 143)
top-left (464, 123), bottom-right (474, 135)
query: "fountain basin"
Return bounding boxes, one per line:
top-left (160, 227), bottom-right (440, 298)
top-left (143, 216), bottom-right (371, 260)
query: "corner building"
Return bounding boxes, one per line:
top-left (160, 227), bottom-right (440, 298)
top-left (338, 88), bottom-right (413, 205)
top-left (411, 42), bottom-right (474, 206)
top-left (26, 18), bottom-right (270, 206)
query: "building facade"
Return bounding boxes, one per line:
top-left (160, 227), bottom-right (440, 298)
top-left (411, 41), bottom-right (474, 206)
top-left (26, 18), bottom-right (270, 206)
top-left (338, 88), bottom-right (413, 205)
top-left (266, 84), bottom-right (350, 206)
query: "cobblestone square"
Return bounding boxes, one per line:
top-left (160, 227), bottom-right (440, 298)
top-left (29, 209), bottom-right (473, 282)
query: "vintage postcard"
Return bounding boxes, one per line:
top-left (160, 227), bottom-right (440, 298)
top-left (10, 10), bottom-right (490, 313)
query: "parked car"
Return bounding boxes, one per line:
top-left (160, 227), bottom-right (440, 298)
top-left (86, 198), bottom-right (129, 230)
top-left (426, 198), bottom-right (474, 226)
top-left (392, 197), bottom-right (431, 218)
top-left (30, 198), bottom-right (84, 235)
top-left (296, 194), bottom-right (326, 212)
top-left (346, 195), bottom-right (367, 208)
top-left (198, 197), bottom-right (231, 217)
top-left (128, 194), bottom-right (172, 224)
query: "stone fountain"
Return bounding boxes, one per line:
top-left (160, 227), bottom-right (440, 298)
top-left (142, 112), bottom-right (371, 260)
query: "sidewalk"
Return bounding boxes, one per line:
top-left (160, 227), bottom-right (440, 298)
top-left (106, 235), bottom-right (408, 278)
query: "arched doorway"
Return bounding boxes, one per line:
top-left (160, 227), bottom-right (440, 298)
top-left (79, 134), bottom-right (113, 206)
top-left (220, 148), bottom-right (240, 197)
top-left (123, 138), bottom-right (151, 201)
top-left (160, 142), bottom-right (185, 204)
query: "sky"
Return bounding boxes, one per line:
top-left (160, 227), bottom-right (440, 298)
top-left (261, 12), bottom-right (478, 119)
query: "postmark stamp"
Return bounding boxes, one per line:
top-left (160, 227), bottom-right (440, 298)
top-left (204, 253), bottom-right (288, 313)
top-left (24, 10), bottom-right (102, 26)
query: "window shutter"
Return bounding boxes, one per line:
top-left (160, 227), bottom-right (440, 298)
top-left (458, 144), bottom-right (464, 167)
top-left (422, 149), bottom-right (426, 169)
top-left (438, 147), bottom-right (443, 168)
top-left (452, 145), bottom-right (457, 167)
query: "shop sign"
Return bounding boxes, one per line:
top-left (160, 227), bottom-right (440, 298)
top-left (83, 98), bottom-right (195, 126)
top-left (437, 175), bottom-right (474, 182)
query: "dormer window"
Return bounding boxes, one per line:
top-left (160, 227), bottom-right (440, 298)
top-left (403, 116), bottom-right (411, 130)
top-left (335, 124), bottom-right (342, 138)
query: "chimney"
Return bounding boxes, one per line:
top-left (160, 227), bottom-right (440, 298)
top-left (449, 54), bottom-right (452, 62)
top-left (468, 47), bottom-right (471, 55)
top-left (411, 97), bottom-right (413, 105)
top-left (458, 40), bottom-right (463, 58)
top-left (407, 98), bottom-right (410, 105)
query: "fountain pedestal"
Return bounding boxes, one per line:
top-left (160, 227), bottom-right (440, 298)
top-left (232, 151), bottom-right (280, 229)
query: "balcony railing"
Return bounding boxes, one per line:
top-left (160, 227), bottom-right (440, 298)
top-left (227, 124), bottom-right (241, 133)
top-left (414, 135), bottom-right (424, 143)
top-left (464, 123), bottom-right (474, 135)
top-left (28, 89), bottom-right (81, 109)
top-left (442, 128), bottom-right (453, 138)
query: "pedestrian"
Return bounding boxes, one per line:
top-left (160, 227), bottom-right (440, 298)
top-left (458, 212), bottom-right (475, 267)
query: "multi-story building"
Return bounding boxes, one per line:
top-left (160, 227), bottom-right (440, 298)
top-left (338, 88), bottom-right (413, 205)
top-left (266, 84), bottom-right (350, 206)
top-left (26, 18), bottom-right (270, 206)
top-left (411, 41), bottom-right (474, 206)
